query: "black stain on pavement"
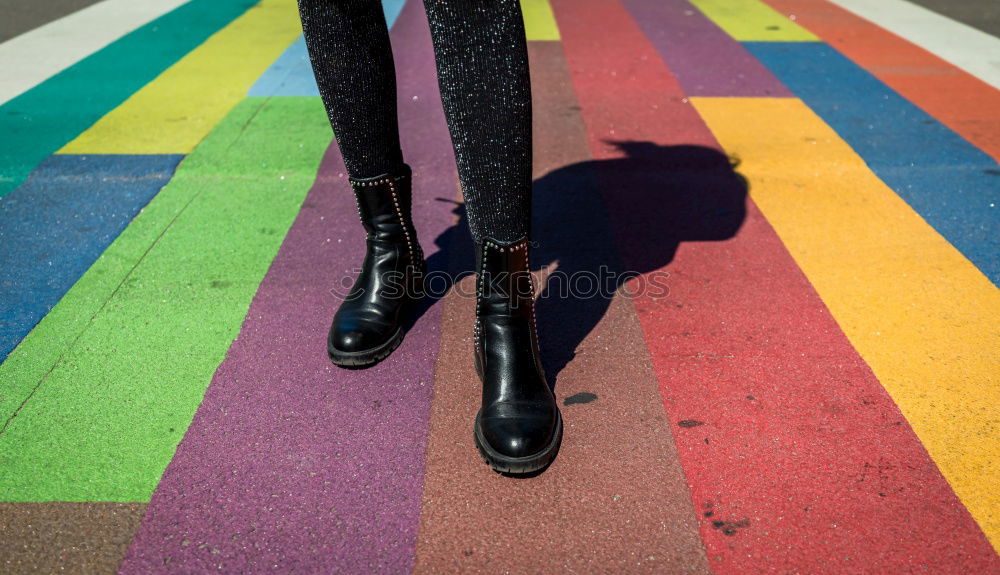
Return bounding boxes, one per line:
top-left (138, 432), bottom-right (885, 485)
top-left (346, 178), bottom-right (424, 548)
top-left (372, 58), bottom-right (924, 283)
top-left (712, 518), bottom-right (750, 536)
top-left (703, 502), bottom-right (749, 536)
top-left (564, 392), bottom-right (598, 405)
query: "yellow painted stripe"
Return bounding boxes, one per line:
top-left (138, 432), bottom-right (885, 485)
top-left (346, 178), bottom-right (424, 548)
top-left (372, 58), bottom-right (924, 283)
top-left (60, 0), bottom-right (301, 154)
top-left (689, 0), bottom-right (818, 42)
top-left (691, 97), bottom-right (1000, 548)
top-left (522, 0), bottom-right (560, 41)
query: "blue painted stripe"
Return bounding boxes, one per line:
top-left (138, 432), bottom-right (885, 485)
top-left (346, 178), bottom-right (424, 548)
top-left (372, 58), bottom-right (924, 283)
top-left (248, 36), bottom-right (319, 97)
top-left (249, 0), bottom-right (407, 97)
top-left (746, 42), bottom-right (1000, 285)
top-left (0, 0), bottom-right (255, 198)
top-left (382, 0), bottom-right (407, 26)
top-left (0, 154), bottom-right (183, 362)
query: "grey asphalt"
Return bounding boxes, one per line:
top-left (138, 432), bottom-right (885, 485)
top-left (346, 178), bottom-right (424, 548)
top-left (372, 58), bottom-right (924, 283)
top-left (900, 0), bottom-right (999, 37)
top-left (0, 0), bottom-right (104, 42)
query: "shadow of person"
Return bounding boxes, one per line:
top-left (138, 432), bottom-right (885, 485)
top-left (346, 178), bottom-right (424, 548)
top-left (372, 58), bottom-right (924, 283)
top-left (532, 140), bottom-right (747, 385)
top-left (418, 140), bottom-right (748, 390)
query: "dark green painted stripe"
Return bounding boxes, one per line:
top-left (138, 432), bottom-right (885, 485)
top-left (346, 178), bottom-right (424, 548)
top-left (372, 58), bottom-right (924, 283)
top-left (0, 0), bottom-right (258, 198)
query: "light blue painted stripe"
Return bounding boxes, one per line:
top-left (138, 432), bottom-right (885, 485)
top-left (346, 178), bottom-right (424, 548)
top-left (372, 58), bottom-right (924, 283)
top-left (382, 0), bottom-right (407, 30)
top-left (249, 0), bottom-right (407, 97)
top-left (248, 36), bottom-right (319, 97)
top-left (746, 42), bottom-right (1000, 285)
top-left (0, 154), bottom-right (183, 363)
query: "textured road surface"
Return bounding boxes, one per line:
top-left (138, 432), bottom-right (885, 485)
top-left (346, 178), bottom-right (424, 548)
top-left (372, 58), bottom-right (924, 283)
top-left (1, 0), bottom-right (997, 573)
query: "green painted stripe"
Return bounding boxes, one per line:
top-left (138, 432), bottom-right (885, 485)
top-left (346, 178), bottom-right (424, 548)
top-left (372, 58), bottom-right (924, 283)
top-left (688, 0), bottom-right (818, 42)
top-left (0, 97), bottom-right (331, 502)
top-left (0, 0), bottom-right (258, 198)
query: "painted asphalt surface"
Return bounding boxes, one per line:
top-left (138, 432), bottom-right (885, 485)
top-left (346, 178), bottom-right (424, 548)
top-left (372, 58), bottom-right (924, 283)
top-left (0, 0), bottom-right (998, 573)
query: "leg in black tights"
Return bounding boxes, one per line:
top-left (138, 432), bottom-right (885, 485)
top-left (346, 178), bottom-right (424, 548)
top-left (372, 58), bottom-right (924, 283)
top-left (422, 0), bottom-right (532, 243)
top-left (299, 0), bottom-right (559, 472)
top-left (297, 0), bottom-right (532, 243)
top-left (297, 0), bottom-right (403, 179)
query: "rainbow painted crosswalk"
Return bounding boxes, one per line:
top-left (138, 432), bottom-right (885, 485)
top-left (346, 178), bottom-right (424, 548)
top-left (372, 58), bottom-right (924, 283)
top-left (1, 0), bottom-right (997, 572)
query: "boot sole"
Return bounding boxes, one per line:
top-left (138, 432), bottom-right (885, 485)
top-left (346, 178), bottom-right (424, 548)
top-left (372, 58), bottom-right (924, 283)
top-left (327, 326), bottom-right (404, 369)
top-left (473, 410), bottom-right (563, 475)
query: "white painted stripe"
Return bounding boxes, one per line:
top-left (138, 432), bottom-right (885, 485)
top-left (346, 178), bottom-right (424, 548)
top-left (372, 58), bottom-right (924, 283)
top-left (0, 0), bottom-right (191, 105)
top-left (826, 0), bottom-right (1000, 90)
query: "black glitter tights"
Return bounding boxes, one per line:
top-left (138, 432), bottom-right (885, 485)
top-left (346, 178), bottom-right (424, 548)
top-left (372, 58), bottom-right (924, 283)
top-left (297, 0), bottom-right (532, 243)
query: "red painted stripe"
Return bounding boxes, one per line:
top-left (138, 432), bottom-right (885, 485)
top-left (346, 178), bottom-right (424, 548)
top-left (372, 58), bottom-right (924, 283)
top-left (549, 0), bottom-right (998, 571)
top-left (762, 0), bottom-right (1000, 162)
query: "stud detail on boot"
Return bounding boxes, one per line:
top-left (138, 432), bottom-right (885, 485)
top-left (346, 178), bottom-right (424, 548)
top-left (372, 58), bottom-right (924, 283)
top-left (473, 237), bottom-right (562, 474)
top-left (328, 163), bottom-right (425, 368)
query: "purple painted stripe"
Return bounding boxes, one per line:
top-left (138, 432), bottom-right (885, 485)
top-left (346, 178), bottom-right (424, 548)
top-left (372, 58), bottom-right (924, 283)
top-left (621, 0), bottom-right (791, 97)
top-left (118, 3), bottom-right (457, 573)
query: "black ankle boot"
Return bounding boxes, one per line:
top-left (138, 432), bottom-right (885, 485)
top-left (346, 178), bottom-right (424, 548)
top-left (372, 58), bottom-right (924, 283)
top-left (473, 237), bottom-right (562, 474)
top-left (328, 163), bottom-right (425, 368)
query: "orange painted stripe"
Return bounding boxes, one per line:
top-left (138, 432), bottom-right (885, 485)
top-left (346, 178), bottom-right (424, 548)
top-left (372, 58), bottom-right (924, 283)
top-left (762, 0), bottom-right (1000, 162)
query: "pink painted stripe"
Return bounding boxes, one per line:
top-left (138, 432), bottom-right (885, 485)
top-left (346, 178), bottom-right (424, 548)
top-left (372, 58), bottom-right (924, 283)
top-left (119, 2), bottom-right (458, 572)
top-left (621, 0), bottom-right (791, 97)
